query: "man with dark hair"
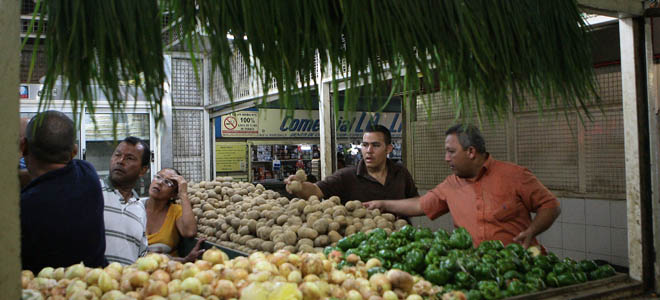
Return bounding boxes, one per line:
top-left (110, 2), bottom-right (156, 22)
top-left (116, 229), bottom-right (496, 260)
top-left (285, 124), bottom-right (418, 205)
top-left (20, 111), bottom-right (107, 272)
top-left (102, 136), bottom-right (151, 265)
top-left (364, 124), bottom-right (561, 249)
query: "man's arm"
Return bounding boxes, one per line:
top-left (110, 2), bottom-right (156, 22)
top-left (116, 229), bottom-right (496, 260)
top-left (513, 206), bottom-right (561, 248)
top-left (363, 197), bottom-right (426, 217)
top-left (174, 175), bottom-right (197, 238)
top-left (285, 175), bottom-right (324, 199)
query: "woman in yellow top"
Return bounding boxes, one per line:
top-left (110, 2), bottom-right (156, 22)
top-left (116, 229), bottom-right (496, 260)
top-left (145, 168), bottom-right (201, 261)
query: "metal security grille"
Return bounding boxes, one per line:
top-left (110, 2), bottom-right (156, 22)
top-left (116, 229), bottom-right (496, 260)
top-left (594, 65), bottom-right (622, 105)
top-left (209, 49), bottom-right (251, 106)
top-left (584, 109), bottom-right (625, 194)
top-left (172, 58), bottom-right (202, 106)
top-left (516, 114), bottom-right (579, 191)
top-left (172, 109), bottom-right (204, 182)
top-left (412, 120), bottom-right (452, 189)
top-left (416, 92), bottom-right (457, 121)
top-left (20, 47), bottom-right (46, 83)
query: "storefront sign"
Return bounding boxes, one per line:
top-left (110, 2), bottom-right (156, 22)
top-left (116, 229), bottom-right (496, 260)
top-left (215, 142), bottom-right (247, 172)
top-left (19, 85), bottom-right (29, 99)
top-left (220, 111), bottom-right (259, 137)
top-left (216, 109), bottom-right (402, 138)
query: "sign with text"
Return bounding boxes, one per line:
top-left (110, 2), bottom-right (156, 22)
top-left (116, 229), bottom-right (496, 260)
top-left (220, 111), bottom-right (259, 137)
top-left (215, 142), bottom-right (247, 172)
top-left (216, 109), bottom-right (402, 138)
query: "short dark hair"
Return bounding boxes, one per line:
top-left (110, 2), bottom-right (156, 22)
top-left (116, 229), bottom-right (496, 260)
top-left (122, 136), bottom-right (151, 167)
top-left (365, 124), bottom-right (392, 145)
top-left (26, 111), bottom-right (75, 164)
top-left (445, 124), bottom-right (487, 154)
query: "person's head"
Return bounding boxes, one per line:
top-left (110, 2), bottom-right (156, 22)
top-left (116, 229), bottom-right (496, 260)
top-left (21, 111), bottom-right (77, 165)
top-left (361, 125), bottom-right (393, 169)
top-left (149, 168), bottom-right (181, 203)
top-left (109, 136), bottom-right (150, 187)
top-left (444, 124), bottom-right (487, 178)
top-left (19, 117), bottom-right (29, 156)
top-left (337, 153), bottom-right (346, 169)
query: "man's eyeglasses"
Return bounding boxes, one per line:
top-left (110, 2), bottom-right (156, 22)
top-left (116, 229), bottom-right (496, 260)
top-left (154, 174), bottom-right (176, 188)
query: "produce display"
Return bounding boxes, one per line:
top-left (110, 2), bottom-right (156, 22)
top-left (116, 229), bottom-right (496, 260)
top-left (188, 177), bottom-right (409, 254)
top-left (21, 249), bottom-right (440, 300)
top-left (327, 226), bottom-right (618, 299)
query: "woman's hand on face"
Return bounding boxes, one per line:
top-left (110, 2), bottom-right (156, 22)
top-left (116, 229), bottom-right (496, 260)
top-left (171, 174), bottom-right (188, 198)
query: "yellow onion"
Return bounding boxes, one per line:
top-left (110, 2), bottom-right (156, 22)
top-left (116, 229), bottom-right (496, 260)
top-left (119, 278), bottom-right (132, 293)
top-left (104, 268), bottom-right (121, 281)
top-left (99, 290), bottom-right (124, 300)
top-left (303, 274), bottom-right (320, 282)
top-left (253, 261), bottom-right (277, 274)
top-left (145, 296), bottom-right (167, 300)
top-left (105, 262), bottom-right (123, 274)
top-left (287, 254), bottom-right (302, 268)
top-left (213, 279), bottom-right (238, 298)
top-left (166, 260), bottom-right (183, 274)
top-left (84, 268), bottom-right (102, 285)
top-left (181, 263), bottom-right (200, 279)
top-left (167, 279), bottom-right (182, 294)
top-left (202, 248), bottom-right (225, 265)
top-left (65, 263), bottom-right (87, 279)
top-left (247, 271), bottom-right (270, 283)
top-left (124, 291), bottom-right (141, 299)
top-left (129, 270), bottom-right (149, 288)
top-left (87, 286), bottom-right (102, 298)
top-left (171, 270), bottom-right (182, 280)
top-left (405, 295), bottom-right (423, 300)
top-left (347, 290), bottom-right (364, 300)
top-left (97, 271), bottom-right (115, 293)
top-left (386, 270), bottom-right (413, 292)
top-left (22, 270), bottom-right (35, 289)
top-left (181, 277), bottom-right (202, 295)
top-left (287, 270), bottom-right (302, 283)
top-left (232, 257), bottom-right (250, 270)
top-left (37, 267), bottom-right (54, 279)
top-left (248, 252), bottom-right (267, 265)
top-left (330, 285), bottom-right (347, 299)
top-left (278, 263), bottom-right (296, 278)
top-left (239, 282), bottom-right (269, 300)
top-left (329, 270), bottom-right (347, 285)
top-left (136, 257), bottom-right (159, 273)
top-left (365, 258), bottom-right (382, 270)
top-left (202, 284), bottom-right (214, 297)
top-left (301, 255), bottom-right (323, 276)
top-left (269, 250), bottom-right (289, 266)
top-left (142, 280), bottom-right (168, 297)
top-left (27, 277), bottom-right (57, 290)
top-left (53, 267), bottom-right (65, 280)
top-left (150, 269), bottom-right (171, 283)
top-left (194, 259), bottom-right (213, 271)
top-left (68, 290), bottom-right (96, 300)
top-left (369, 273), bottom-right (391, 294)
top-left (65, 279), bottom-right (88, 298)
top-left (195, 270), bottom-right (217, 285)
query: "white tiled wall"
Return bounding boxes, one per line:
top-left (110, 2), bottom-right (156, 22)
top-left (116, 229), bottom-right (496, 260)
top-left (537, 197), bottom-right (628, 267)
top-left (409, 192), bottom-right (629, 268)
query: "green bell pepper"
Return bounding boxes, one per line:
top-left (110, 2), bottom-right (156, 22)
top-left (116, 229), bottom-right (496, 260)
top-left (458, 256), bottom-right (479, 273)
top-left (466, 289), bottom-right (484, 300)
top-left (414, 227), bottom-right (433, 241)
top-left (449, 227), bottom-right (473, 249)
top-left (528, 267), bottom-right (546, 279)
top-left (391, 262), bottom-right (405, 270)
top-left (533, 255), bottom-right (553, 272)
top-left (578, 259), bottom-right (598, 273)
top-left (481, 254), bottom-right (497, 265)
top-left (546, 252), bottom-right (560, 264)
top-left (424, 264), bottom-right (452, 286)
top-left (440, 256), bottom-right (460, 272)
top-left (495, 257), bottom-right (517, 273)
top-left (503, 270), bottom-right (524, 281)
top-left (367, 266), bottom-right (387, 278)
top-left (404, 248), bottom-right (425, 273)
top-left (526, 276), bottom-right (546, 291)
top-left (377, 249), bottom-right (396, 261)
top-left (368, 228), bottom-right (387, 240)
top-left (557, 272), bottom-right (579, 287)
top-left (323, 246), bottom-right (339, 256)
top-left (589, 264), bottom-right (616, 280)
top-left (546, 272), bottom-right (559, 287)
top-left (395, 245), bottom-right (410, 256)
top-left (455, 271), bottom-right (477, 290)
top-left (552, 262), bottom-right (573, 275)
top-left (474, 263), bottom-right (497, 280)
top-left (426, 244), bottom-right (448, 265)
top-left (575, 271), bottom-right (588, 283)
top-left (336, 237), bottom-right (353, 251)
top-left (399, 225), bottom-right (417, 240)
top-left (506, 280), bottom-right (528, 296)
top-left (477, 280), bottom-right (503, 300)
top-left (434, 229), bottom-right (450, 241)
top-left (505, 243), bottom-right (525, 257)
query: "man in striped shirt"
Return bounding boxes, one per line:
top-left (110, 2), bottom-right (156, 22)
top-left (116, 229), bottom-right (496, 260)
top-left (103, 136), bottom-right (150, 265)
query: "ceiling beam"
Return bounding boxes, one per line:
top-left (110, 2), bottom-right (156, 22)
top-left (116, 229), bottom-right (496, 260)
top-left (578, 0), bottom-right (645, 17)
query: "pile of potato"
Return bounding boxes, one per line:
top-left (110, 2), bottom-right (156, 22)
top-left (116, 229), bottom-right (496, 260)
top-left (22, 249), bottom-right (441, 300)
top-left (187, 177), bottom-right (409, 254)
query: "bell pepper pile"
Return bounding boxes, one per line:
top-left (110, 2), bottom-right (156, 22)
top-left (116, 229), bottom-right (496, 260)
top-left (326, 225), bottom-right (618, 300)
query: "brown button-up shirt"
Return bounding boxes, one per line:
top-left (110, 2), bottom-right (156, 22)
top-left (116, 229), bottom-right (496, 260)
top-left (419, 156), bottom-right (559, 247)
top-left (316, 159), bottom-right (419, 204)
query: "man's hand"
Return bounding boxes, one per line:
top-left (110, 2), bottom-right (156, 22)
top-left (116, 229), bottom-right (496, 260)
top-left (513, 229), bottom-right (535, 249)
top-left (284, 175), bottom-right (297, 185)
top-left (363, 200), bottom-right (385, 210)
top-left (183, 238), bottom-right (206, 263)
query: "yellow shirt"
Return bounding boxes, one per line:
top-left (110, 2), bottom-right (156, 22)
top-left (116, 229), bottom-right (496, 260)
top-left (147, 204), bottom-right (182, 256)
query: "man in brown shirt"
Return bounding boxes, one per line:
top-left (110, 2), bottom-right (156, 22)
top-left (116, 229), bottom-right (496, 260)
top-left (285, 125), bottom-right (418, 203)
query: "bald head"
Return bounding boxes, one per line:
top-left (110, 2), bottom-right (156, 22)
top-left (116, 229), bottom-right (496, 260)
top-left (25, 111), bottom-right (76, 164)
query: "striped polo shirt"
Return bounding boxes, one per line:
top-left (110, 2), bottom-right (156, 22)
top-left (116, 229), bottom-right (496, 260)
top-left (101, 178), bottom-right (148, 265)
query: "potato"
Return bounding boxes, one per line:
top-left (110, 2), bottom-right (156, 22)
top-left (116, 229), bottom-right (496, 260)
top-left (261, 241), bottom-right (275, 253)
top-left (283, 245), bottom-right (297, 253)
top-left (297, 238), bottom-right (314, 248)
top-left (328, 196), bottom-right (341, 205)
top-left (394, 219), bottom-right (408, 230)
top-left (230, 194), bottom-right (243, 202)
top-left (334, 215), bottom-right (347, 226)
top-left (281, 230), bottom-right (297, 246)
top-left (237, 226), bottom-right (250, 236)
top-left (352, 208), bottom-right (368, 218)
top-left (295, 169), bottom-right (307, 182)
top-left (382, 213), bottom-right (396, 222)
top-left (245, 211), bottom-right (260, 220)
top-left (314, 235), bottom-right (329, 247)
top-left (297, 227), bottom-right (319, 240)
top-left (287, 216), bottom-right (303, 226)
top-left (332, 206), bottom-right (348, 218)
top-left (247, 220), bottom-right (258, 234)
top-left (288, 181), bottom-right (303, 194)
top-left (246, 238), bottom-right (262, 249)
top-left (328, 231), bottom-right (342, 243)
top-left (328, 222), bottom-right (340, 232)
top-left (274, 242), bottom-right (287, 251)
top-left (298, 244), bottom-right (315, 253)
top-left (344, 225), bottom-right (357, 236)
top-left (311, 219), bottom-right (329, 235)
